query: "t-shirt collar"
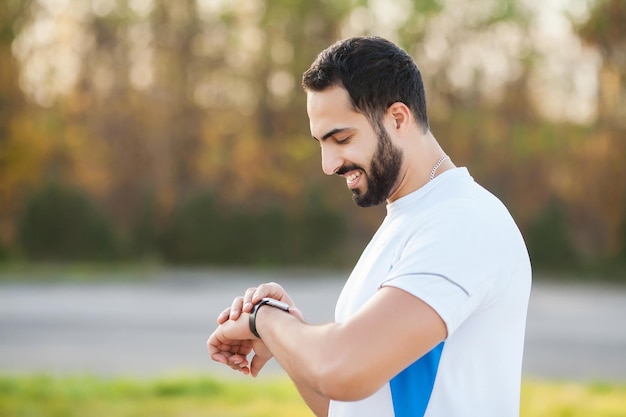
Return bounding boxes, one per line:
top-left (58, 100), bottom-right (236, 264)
top-left (386, 167), bottom-right (470, 216)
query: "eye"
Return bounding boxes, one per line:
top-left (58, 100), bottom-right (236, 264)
top-left (336, 135), bottom-right (352, 144)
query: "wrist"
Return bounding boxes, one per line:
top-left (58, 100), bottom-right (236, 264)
top-left (249, 298), bottom-right (290, 339)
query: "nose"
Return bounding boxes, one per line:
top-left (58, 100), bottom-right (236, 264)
top-left (321, 144), bottom-right (343, 176)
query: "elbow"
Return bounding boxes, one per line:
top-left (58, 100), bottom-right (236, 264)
top-left (314, 356), bottom-right (382, 401)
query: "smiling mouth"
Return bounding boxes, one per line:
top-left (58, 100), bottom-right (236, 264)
top-left (336, 165), bottom-right (364, 189)
top-left (344, 170), bottom-right (362, 189)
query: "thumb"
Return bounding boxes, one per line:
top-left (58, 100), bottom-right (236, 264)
top-left (250, 353), bottom-right (272, 378)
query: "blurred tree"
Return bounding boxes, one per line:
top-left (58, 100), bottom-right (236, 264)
top-left (0, 0), bottom-right (27, 136)
top-left (577, 0), bottom-right (626, 125)
top-left (1, 0), bottom-right (625, 272)
top-left (0, 0), bottom-right (32, 244)
top-left (571, 0), bottom-right (626, 258)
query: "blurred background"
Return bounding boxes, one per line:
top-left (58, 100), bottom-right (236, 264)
top-left (1, 0), bottom-right (626, 415)
top-left (0, 0), bottom-right (625, 273)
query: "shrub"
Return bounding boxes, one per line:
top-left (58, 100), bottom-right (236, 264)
top-left (160, 191), bottom-right (225, 264)
top-left (161, 190), bottom-right (347, 266)
top-left (17, 183), bottom-right (118, 261)
top-left (129, 193), bottom-right (160, 260)
top-left (527, 199), bottom-right (577, 269)
top-left (0, 240), bottom-right (11, 262)
top-left (293, 197), bottom-right (347, 265)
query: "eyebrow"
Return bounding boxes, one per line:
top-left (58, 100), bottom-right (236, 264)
top-left (312, 127), bottom-right (352, 142)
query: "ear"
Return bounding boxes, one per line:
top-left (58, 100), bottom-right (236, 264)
top-left (386, 102), bottom-right (412, 135)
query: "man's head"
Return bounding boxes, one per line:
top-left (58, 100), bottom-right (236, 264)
top-left (302, 36), bottom-right (429, 133)
top-left (303, 37), bottom-right (428, 207)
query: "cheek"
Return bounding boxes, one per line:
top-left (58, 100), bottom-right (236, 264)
top-left (363, 142), bottom-right (381, 166)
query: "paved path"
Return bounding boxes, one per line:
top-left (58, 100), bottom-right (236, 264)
top-left (0, 269), bottom-right (625, 382)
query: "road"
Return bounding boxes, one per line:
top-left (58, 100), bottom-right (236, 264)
top-left (0, 269), bottom-right (625, 382)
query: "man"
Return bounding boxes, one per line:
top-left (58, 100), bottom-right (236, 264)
top-left (208, 36), bottom-right (531, 417)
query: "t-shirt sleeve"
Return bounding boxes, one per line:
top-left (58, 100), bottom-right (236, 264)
top-left (379, 205), bottom-right (499, 337)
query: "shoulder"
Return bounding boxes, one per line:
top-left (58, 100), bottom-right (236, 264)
top-left (425, 171), bottom-right (517, 237)
top-left (392, 173), bottom-right (526, 273)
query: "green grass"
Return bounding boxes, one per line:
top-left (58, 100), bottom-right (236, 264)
top-left (521, 379), bottom-right (626, 417)
top-left (1, 374), bottom-right (625, 417)
top-left (0, 374), bottom-right (314, 417)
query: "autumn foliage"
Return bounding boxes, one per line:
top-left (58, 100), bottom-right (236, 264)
top-left (0, 0), bottom-right (625, 274)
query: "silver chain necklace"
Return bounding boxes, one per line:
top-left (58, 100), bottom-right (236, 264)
top-left (429, 155), bottom-right (450, 181)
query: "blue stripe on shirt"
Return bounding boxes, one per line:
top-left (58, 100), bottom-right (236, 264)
top-left (389, 342), bottom-right (444, 417)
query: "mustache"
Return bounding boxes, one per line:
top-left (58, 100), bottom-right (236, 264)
top-left (336, 164), bottom-right (363, 176)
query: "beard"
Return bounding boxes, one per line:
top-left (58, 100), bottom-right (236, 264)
top-left (338, 123), bottom-right (404, 207)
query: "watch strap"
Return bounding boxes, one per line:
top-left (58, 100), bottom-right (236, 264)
top-left (249, 298), bottom-right (290, 339)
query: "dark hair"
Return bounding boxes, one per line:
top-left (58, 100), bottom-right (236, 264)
top-left (302, 36), bottom-right (429, 132)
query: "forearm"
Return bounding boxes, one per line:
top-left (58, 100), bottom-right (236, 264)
top-left (254, 306), bottom-right (348, 399)
top-left (293, 379), bottom-right (329, 417)
top-left (251, 287), bottom-right (447, 402)
top-left (255, 306), bottom-right (329, 389)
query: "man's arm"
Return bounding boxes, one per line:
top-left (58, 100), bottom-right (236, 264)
top-left (254, 286), bottom-right (446, 400)
top-left (213, 283), bottom-right (330, 416)
top-left (293, 380), bottom-right (330, 417)
top-left (210, 286), bottom-right (446, 402)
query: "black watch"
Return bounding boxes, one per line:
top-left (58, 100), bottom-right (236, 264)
top-left (249, 297), bottom-right (290, 339)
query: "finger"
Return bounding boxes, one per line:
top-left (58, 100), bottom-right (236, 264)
top-left (289, 306), bottom-right (305, 322)
top-left (224, 352), bottom-right (250, 373)
top-left (217, 353), bottom-right (250, 375)
top-left (250, 353), bottom-right (272, 378)
top-left (210, 351), bottom-right (229, 365)
top-left (207, 333), bottom-right (239, 357)
top-left (251, 282), bottom-right (287, 305)
top-left (242, 287), bottom-right (258, 313)
top-left (213, 340), bottom-right (253, 357)
top-left (217, 307), bottom-right (231, 324)
top-left (229, 296), bottom-right (245, 320)
top-left (207, 336), bottom-right (219, 356)
top-left (211, 346), bottom-right (250, 370)
top-left (226, 353), bottom-right (248, 367)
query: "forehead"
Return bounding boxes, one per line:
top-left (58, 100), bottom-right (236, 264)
top-left (306, 86), bottom-right (366, 139)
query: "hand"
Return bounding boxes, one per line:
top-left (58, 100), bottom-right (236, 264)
top-left (213, 282), bottom-right (304, 376)
top-left (217, 282), bottom-right (304, 324)
top-left (208, 314), bottom-right (257, 375)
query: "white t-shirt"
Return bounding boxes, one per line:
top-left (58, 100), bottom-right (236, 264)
top-left (328, 168), bottom-right (531, 417)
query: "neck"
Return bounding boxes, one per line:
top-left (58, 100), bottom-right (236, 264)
top-left (386, 130), bottom-right (454, 203)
